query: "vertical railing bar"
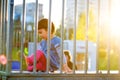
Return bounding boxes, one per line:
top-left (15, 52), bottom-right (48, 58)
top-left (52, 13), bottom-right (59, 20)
top-left (73, 0), bottom-right (77, 74)
top-left (118, 1), bottom-right (120, 73)
top-left (85, 0), bottom-right (89, 74)
top-left (0, 0), bottom-right (3, 54)
top-left (5, 6), bottom-right (9, 76)
top-left (60, 0), bottom-right (65, 73)
top-left (10, 0), bottom-right (14, 56)
top-left (47, 0), bottom-right (52, 73)
top-left (12, 2), bottom-right (15, 54)
top-left (119, 32), bottom-right (120, 73)
top-left (20, 0), bottom-right (26, 72)
top-left (33, 0), bottom-right (38, 73)
top-left (6, 0), bottom-right (12, 74)
top-left (1, 0), bottom-right (3, 54)
top-left (96, 0), bottom-right (100, 74)
top-left (1, 0), bottom-right (5, 71)
top-left (107, 0), bottom-right (111, 74)
top-left (10, 0), bottom-right (14, 73)
top-left (0, 0), bottom-right (3, 71)
top-left (0, 0), bottom-right (6, 72)
top-left (3, 0), bottom-right (7, 54)
top-left (5, 0), bottom-right (8, 55)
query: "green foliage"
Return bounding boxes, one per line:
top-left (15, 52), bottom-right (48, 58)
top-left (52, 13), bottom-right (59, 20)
top-left (55, 25), bottom-right (66, 39)
top-left (98, 48), bottom-right (119, 70)
top-left (75, 8), bottom-right (119, 70)
top-left (75, 9), bottom-right (97, 42)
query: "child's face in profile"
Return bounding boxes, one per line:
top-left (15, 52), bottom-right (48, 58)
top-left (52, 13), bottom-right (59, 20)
top-left (38, 29), bottom-right (48, 40)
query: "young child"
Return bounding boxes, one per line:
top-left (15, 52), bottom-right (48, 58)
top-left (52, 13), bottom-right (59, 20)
top-left (25, 18), bottom-right (71, 72)
top-left (64, 50), bottom-right (77, 70)
top-left (37, 18), bottom-right (71, 72)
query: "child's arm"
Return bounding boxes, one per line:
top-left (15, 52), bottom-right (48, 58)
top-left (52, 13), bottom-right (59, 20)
top-left (55, 43), bottom-right (72, 72)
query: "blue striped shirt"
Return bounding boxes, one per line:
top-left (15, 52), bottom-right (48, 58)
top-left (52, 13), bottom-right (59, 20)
top-left (38, 36), bottom-right (66, 71)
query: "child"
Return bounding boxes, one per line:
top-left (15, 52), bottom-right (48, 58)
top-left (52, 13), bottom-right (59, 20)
top-left (64, 50), bottom-right (77, 70)
top-left (26, 19), bottom-right (71, 72)
top-left (37, 18), bottom-right (71, 72)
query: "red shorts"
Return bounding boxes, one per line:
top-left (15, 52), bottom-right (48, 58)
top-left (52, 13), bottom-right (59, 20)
top-left (26, 50), bottom-right (46, 71)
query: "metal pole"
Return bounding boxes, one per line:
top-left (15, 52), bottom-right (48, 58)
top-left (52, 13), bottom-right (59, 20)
top-left (60, 0), bottom-right (65, 73)
top-left (0, 0), bottom-right (3, 54)
top-left (85, 0), bottom-right (89, 74)
top-left (20, 0), bottom-right (26, 72)
top-left (47, 0), bottom-right (52, 73)
top-left (1, 0), bottom-right (5, 72)
top-left (107, 0), bottom-right (111, 74)
top-left (3, 0), bottom-right (7, 54)
top-left (6, 0), bottom-right (14, 73)
top-left (73, 0), bottom-right (77, 74)
top-left (33, 0), bottom-right (38, 73)
top-left (96, 0), bottom-right (100, 74)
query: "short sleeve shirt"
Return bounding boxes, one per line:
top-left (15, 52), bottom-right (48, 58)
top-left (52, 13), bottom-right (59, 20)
top-left (39, 36), bottom-right (65, 71)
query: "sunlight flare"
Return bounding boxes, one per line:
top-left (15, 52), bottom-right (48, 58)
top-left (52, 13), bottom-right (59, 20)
top-left (110, 0), bottom-right (120, 36)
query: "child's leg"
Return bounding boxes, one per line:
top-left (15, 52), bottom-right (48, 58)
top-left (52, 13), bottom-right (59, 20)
top-left (25, 50), bottom-right (46, 71)
top-left (27, 65), bottom-right (33, 71)
top-left (27, 62), bottom-right (46, 72)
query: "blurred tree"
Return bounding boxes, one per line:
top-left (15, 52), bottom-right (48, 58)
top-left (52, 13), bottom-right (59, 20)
top-left (76, 12), bottom-right (86, 40)
top-left (56, 25), bottom-right (74, 40)
top-left (68, 28), bottom-right (73, 40)
top-left (75, 9), bottom-right (97, 42)
top-left (55, 25), bottom-right (66, 40)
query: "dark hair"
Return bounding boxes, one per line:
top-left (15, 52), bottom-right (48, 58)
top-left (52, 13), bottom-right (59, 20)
top-left (64, 50), bottom-right (71, 60)
top-left (38, 18), bottom-right (55, 34)
top-left (64, 50), bottom-right (77, 70)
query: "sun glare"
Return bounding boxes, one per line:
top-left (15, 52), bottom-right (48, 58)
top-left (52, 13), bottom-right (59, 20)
top-left (110, 0), bottom-right (120, 37)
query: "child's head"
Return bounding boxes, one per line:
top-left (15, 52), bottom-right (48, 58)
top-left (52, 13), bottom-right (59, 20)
top-left (38, 18), bottom-right (55, 40)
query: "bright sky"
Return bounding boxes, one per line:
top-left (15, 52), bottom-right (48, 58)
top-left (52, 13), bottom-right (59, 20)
top-left (14, 0), bottom-right (62, 28)
top-left (100, 0), bottom-right (120, 36)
